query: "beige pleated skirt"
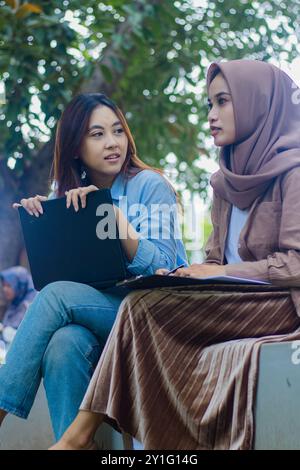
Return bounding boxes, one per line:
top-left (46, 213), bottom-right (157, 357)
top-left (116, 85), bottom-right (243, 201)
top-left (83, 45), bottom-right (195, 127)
top-left (80, 284), bottom-right (300, 450)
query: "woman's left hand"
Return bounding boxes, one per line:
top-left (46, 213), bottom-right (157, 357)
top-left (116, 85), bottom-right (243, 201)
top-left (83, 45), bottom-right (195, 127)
top-left (65, 185), bottom-right (99, 211)
top-left (171, 263), bottom-right (226, 278)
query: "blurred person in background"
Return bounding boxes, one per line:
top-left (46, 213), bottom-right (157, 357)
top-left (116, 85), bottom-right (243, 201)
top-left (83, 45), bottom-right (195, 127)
top-left (0, 266), bottom-right (37, 344)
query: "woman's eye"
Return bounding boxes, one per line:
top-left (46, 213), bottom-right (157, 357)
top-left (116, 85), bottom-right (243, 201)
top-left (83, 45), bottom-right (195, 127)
top-left (218, 98), bottom-right (226, 105)
top-left (91, 132), bottom-right (103, 137)
top-left (207, 103), bottom-right (212, 110)
top-left (115, 128), bottom-right (124, 134)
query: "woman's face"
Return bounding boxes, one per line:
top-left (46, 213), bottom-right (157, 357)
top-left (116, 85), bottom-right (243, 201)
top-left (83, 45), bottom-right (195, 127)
top-left (80, 105), bottom-right (129, 186)
top-left (208, 73), bottom-right (236, 146)
top-left (2, 282), bottom-right (15, 302)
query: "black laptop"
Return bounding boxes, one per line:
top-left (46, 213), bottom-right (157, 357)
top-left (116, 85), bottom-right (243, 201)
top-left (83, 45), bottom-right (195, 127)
top-left (18, 189), bottom-right (128, 291)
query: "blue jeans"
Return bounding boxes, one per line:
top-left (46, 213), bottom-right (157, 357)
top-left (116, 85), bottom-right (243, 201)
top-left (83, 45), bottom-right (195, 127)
top-left (0, 281), bottom-right (129, 441)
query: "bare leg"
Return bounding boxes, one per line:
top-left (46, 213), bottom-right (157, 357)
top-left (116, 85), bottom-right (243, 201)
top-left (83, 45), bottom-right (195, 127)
top-left (49, 410), bottom-right (104, 450)
top-left (0, 409), bottom-right (7, 426)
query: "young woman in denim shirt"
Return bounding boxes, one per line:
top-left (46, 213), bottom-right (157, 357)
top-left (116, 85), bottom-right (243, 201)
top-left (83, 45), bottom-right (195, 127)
top-left (0, 93), bottom-right (187, 441)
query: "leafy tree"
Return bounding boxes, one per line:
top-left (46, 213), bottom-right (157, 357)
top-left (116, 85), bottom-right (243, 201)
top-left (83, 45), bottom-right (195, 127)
top-left (0, 0), bottom-right (299, 268)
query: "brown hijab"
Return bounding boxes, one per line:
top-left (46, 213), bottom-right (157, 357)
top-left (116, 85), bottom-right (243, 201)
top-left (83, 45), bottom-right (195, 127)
top-left (207, 60), bottom-right (300, 209)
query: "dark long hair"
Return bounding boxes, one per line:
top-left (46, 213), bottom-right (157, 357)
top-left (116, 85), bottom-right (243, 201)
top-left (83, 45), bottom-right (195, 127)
top-left (51, 93), bottom-right (163, 197)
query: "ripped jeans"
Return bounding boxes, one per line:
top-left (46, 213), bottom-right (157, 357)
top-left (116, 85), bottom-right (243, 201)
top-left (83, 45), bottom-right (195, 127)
top-left (0, 281), bottom-right (128, 440)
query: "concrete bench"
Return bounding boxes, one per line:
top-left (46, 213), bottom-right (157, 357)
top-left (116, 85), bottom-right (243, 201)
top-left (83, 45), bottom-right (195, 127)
top-left (254, 340), bottom-right (300, 450)
top-left (1, 340), bottom-right (300, 449)
top-left (0, 385), bottom-right (54, 450)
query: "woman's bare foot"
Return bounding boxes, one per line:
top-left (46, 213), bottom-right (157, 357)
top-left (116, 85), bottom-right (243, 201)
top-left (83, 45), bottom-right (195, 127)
top-left (48, 410), bottom-right (103, 450)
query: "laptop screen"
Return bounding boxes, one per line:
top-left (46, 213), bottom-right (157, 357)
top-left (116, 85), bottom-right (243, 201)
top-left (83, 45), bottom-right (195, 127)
top-left (18, 189), bottom-right (127, 291)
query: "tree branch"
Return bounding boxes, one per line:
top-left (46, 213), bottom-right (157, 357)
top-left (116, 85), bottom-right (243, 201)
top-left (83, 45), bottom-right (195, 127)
top-left (80, 1), bottom-right (159, 95)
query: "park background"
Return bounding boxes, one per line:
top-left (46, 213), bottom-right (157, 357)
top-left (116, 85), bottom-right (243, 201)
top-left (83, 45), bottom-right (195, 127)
top-left (0, 0), bottom-right (300, 304)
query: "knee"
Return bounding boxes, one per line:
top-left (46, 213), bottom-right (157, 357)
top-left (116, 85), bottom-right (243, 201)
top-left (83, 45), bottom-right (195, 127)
top-left (35, 281), bottom-right (80, 316)
top-left (41, 324), bottom-right (102, 376)
top-left (122, 291), bottom-right (141, 304)
top-left (120, 291), bottom-right (145, 310)
top-left (39, 281), bottom-right (75, 301)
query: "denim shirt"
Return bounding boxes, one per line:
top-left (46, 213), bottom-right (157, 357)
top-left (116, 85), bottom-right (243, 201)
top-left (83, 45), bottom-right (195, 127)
top-left (50, 170), bottom-right (188, 276)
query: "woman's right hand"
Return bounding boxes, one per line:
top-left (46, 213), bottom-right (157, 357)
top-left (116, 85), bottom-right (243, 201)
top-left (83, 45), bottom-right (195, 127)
top-left (12, 195), bottom-right (48, 217)
top-left (155, 268), bottom-right (170, 275)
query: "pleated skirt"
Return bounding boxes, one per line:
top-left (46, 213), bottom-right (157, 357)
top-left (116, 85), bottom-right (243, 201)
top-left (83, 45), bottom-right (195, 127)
top-left (80, 284), bottom-right (300, 450)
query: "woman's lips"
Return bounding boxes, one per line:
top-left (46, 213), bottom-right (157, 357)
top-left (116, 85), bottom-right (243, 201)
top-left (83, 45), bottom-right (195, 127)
top-left (210, 128), bottom-right (222, 137)
top-left (104, 154), bottom-right (120, 161)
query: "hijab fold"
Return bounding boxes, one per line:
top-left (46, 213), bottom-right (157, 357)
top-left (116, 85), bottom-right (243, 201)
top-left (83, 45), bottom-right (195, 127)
top-left (207, 60), bottom-right (300, 209)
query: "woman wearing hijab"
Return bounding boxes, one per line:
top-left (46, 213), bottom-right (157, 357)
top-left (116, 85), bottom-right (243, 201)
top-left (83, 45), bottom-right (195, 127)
top-left (51, 59), bottom-right (300, 450)
top-left (0, 266), bottom-right (37, 341)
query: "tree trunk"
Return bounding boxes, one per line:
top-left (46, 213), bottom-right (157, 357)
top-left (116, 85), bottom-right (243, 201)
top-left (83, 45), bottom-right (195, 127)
top-left (0, 161), bottom-right (23, 270)
top-left (0, 140), bottom-right (55, 271)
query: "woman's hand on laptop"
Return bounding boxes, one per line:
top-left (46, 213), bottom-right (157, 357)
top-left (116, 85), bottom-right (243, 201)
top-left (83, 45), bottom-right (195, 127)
top-left (156, 268), bottom-right (170, 275)
top-left (169, 264), bottom-right (226, 278)
top-left (65, 185), bottom-right (99, 212)
top-left (12, 195), bottom-right (48, 217)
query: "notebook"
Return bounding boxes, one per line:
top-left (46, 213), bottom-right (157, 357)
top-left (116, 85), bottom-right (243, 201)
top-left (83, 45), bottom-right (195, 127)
top-left (18, 189), bottom-right (128, 291)
top-left (116, 274), bottom-right (270, 289)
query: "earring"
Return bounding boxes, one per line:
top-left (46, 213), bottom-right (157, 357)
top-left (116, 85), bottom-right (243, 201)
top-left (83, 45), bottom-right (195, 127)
top-left (80, 168), bottom-right (87, 180)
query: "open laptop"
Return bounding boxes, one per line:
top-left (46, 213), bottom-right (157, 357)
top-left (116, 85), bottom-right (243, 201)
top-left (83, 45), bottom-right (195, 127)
top-left (18, 189), bottom-right (128, 291)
